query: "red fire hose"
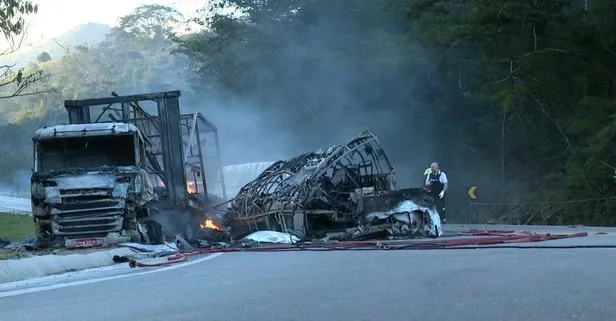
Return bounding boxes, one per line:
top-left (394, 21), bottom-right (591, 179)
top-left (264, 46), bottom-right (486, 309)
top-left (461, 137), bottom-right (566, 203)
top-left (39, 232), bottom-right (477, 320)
top-left (126, 229), bottom-right (595, 268)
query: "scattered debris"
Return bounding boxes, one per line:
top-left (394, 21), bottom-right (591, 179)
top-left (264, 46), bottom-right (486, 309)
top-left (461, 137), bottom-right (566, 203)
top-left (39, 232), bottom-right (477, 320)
top-left (191, 217), bottom-right (230, 245)
top-left (0, 237), bottom-right (9, 248)
top-left (350, 188), bottom-right (443, 240)
top-left (222, 131), bottom-right (442, 241)
top-left (118, 242), bottom-right (179, 253)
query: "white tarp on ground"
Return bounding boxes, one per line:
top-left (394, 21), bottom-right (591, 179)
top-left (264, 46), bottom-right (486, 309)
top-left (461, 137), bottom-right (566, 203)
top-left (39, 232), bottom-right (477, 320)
top-left (242, 231), bottom-right (300, 244)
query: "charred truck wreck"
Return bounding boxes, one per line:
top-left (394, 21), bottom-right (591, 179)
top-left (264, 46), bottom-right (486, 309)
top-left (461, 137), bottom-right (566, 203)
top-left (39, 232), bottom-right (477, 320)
top-left (30, 91), bottom-right (228, 248)
top-left (224, 131), bottom-right (443, 241)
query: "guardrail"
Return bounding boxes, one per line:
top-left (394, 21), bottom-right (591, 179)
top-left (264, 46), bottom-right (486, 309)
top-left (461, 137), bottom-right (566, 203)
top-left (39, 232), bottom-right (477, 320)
top-left (467, 196), bottom-right (616, 225)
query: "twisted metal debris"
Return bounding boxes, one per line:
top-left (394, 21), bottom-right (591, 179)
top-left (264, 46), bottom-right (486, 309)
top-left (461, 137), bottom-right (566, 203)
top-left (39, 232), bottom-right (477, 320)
top-left (224, 131), bottom-right (442, 239)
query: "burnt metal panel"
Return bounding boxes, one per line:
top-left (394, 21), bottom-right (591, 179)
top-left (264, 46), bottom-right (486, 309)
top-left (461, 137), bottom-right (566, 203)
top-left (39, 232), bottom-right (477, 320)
top-left (66, 104), bottom-right (91, 124)
top-left (180, 113), bottom-right (226, 202)
top-left (156, 96), bottom-right (187, 208)
top-left (194, 123), bottom-right (208, 197)
top-left (213, 130), bottom-right (227, 200)
top-left (64, 91), bottom-right (181, 108)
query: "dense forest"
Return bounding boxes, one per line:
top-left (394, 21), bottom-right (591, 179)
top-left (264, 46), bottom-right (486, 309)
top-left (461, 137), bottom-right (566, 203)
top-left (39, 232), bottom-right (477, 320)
top-left (0, 0), bottom-right (615, 225)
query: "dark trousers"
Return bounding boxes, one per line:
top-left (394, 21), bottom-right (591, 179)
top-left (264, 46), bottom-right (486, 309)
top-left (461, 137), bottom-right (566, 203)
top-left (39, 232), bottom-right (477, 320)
top-left (431, 193), bottom-right (447, 222)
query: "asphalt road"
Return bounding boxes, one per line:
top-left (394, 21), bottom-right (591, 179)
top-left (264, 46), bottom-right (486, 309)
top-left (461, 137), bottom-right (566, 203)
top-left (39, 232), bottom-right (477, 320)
top-left (2, 240), bottom-right (616, 321)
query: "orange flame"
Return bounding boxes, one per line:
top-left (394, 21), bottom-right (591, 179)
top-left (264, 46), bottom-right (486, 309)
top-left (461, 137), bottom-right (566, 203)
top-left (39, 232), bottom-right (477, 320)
top-left (187, 181), bottom-right (196, 194)
top-left (200, 218), bottom-right (222, 231)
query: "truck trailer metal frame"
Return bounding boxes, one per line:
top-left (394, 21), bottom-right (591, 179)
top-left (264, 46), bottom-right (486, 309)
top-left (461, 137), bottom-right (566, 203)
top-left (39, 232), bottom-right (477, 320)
top-left (64, 91), bottom-right (227, 209)
top-left (30, 90), bottom-right (227, 247)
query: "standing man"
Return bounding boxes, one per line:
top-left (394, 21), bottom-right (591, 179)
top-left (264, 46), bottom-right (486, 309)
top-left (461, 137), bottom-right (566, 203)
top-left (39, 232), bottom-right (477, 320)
top-left (425, 162), bottom-right (448, 224)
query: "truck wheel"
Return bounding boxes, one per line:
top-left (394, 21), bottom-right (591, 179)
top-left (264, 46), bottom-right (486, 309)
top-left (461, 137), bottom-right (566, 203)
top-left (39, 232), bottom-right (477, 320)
top-left (146, 220), bottom-right (165, 244)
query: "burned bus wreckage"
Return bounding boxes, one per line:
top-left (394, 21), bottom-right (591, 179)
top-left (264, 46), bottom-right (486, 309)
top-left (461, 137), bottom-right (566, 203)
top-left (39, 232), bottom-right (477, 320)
top-left (223, 131), bottom-right (443, 241)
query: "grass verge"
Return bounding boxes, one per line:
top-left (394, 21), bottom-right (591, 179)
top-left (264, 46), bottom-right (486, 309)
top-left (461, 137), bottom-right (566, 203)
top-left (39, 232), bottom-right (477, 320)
top-left (0, 212), bottom-right (34, 241)
top-left (0, 213), bottom-right (35, 260)
top-left (0, 250), bottom-right (30, 260)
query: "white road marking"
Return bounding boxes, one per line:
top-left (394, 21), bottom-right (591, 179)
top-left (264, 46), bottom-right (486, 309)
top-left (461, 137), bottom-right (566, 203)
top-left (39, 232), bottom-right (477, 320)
top-left (0, 253), bottom-right (224, 298)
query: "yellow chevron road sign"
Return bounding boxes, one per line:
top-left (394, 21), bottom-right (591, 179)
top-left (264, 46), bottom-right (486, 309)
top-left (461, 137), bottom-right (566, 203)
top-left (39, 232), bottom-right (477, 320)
top-left (467, 185), bottom-right (477, 200)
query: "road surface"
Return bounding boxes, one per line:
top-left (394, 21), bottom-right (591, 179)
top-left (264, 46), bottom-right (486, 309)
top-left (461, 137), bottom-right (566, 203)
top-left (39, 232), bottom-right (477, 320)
top-left (0, 195), bottom-right (31, 214)
top-left (1, 229), bottom-right (616, 321)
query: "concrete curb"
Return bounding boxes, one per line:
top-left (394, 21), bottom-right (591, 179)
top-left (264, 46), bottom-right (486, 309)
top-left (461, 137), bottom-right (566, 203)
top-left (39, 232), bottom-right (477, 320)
top-left (0, 248), bottom-right (136, 284)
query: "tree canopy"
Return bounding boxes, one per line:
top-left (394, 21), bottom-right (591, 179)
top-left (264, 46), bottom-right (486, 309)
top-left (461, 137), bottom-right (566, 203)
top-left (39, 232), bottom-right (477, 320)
top-left (0, 0), bottom-right (46, 100)
top-left (1, 0), bottom-right (615, 225)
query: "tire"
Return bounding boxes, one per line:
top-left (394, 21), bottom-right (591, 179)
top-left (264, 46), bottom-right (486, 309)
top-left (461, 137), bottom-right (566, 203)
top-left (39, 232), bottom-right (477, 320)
top-left (145, 219), bottom-right (165, 244)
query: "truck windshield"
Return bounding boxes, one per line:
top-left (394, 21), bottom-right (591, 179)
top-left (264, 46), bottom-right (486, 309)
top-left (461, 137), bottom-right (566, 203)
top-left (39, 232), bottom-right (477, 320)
top-left (36, 134), bottom-right (137, 172)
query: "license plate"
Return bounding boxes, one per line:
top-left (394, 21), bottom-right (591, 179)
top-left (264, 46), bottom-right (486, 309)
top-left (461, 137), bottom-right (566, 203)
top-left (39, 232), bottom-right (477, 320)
top-left (75, 238), bottom-right (99, 247)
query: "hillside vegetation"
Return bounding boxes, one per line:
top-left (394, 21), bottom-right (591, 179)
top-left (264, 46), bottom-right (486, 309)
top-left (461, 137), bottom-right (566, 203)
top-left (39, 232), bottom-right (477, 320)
top-left (0, 22), bottom-right (111, 68)
top-left (0, 0), bottom-right (615, 225)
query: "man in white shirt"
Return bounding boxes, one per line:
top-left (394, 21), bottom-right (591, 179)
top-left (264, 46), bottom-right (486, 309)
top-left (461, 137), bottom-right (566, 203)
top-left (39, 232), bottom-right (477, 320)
top-left (424, 162), bottom-right (448, 223)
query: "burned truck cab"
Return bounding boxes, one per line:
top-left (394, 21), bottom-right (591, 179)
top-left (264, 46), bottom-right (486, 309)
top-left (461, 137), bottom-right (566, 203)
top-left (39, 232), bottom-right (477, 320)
top-left (31, 123), bottom-right (156, 248)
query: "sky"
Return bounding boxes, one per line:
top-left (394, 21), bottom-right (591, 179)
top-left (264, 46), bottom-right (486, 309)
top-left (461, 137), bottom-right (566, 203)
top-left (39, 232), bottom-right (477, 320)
top-left (2, 0), bottom-right (204, 50)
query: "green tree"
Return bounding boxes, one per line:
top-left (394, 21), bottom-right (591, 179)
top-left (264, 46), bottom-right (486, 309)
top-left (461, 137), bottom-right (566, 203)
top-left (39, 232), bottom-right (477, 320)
top-left (0, 5), bottom-right (188, 182)
top-left (171, 0), bottom-right (616, 225)
top-left (174, 0), bottom-right (432, 146)
top-left (36, 52), bottom-right (50, 63)
top-left (3, 0), bottom-right (616, 225)
top-left (0, 0), bottom-right (47, 99)
top-left (407, 0), bottom-right (616, 223)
